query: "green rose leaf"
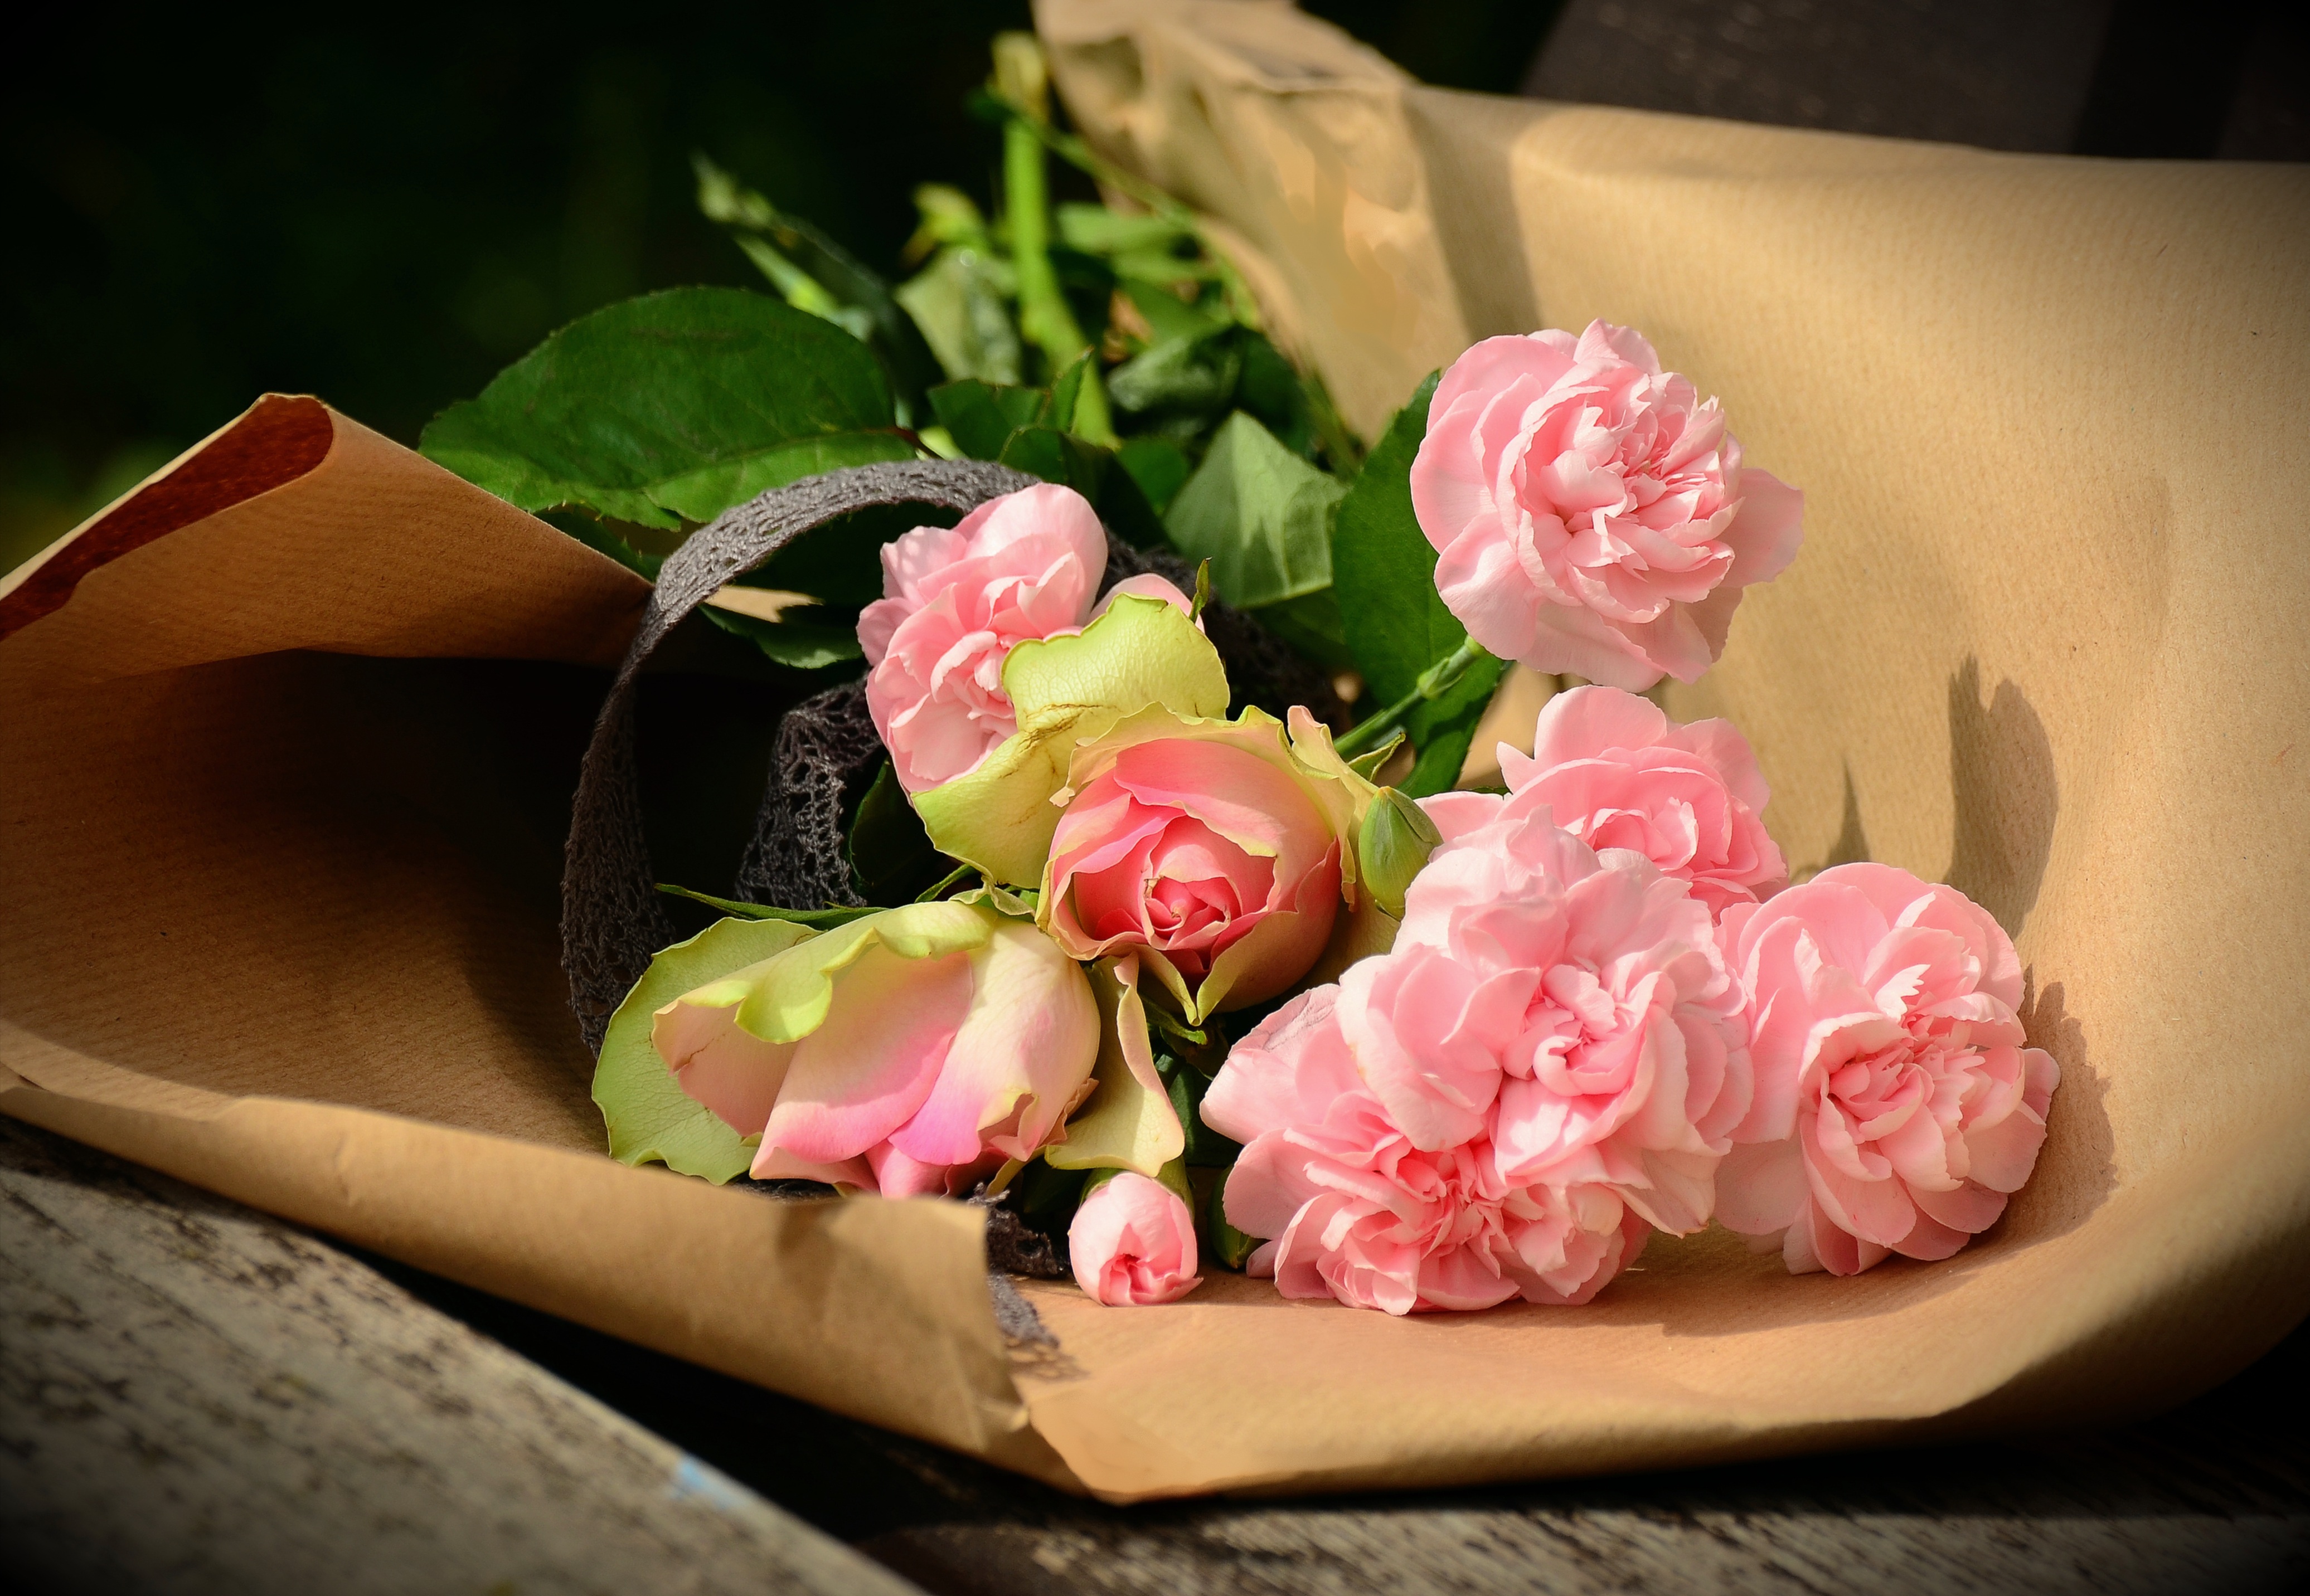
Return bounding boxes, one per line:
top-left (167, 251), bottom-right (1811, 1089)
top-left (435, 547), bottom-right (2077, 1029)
top-left (1332, 372), bottom-right (1505, 797)
top-left (593, 914), bottom-right (817, 1182)
top-left (419, 286), bottom-right (915, 530)
top-left (697, 602), bottom-right (864, 670)
top-left (914, 593), bottom-right (1231, 884)
top-left (1119, 280), bottom-right (1227, 346)
top-left (654, 884), bottom-right (884, 928)
top-left (929, 379), bottom-right (1051, 460)
top-left (896, 248), bottom-right (1025, 388)
top-left (1163, 410), bottom-right (1346, 612)
top-left (1107, 329), bottom-right (1240, 418)
top-left (996, 425), bottom-right (1168, 549)
top-left (1115, 435), bottom-right (1193, 518)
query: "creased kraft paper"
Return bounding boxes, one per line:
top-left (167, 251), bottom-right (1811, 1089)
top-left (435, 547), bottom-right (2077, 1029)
top-left (5, 0), bottom-right (2308, 1503)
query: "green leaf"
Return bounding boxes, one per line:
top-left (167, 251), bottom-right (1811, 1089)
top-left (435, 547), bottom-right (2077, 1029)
top-left (1047, 351), bottom-right (1092, 433)
top-left (1156, 1048), bottom-right (1242, 1170)
top-left (1209, 1169), bottom-right (1261, 1268)
top-left (1331, 372), bottom-right (1505, 797)
top-left (995, 425), bottom-right (1169, 549)
top-left (929, 379), bottom-right (1049, 460)
top-left (1121, 280), bottom-right (1226, 346)
top-left (656, 883), bottom-right (884, 927)
top-left (847, 759), bottom-right (947, 906)
top-left (897, 248), bottom-right (1025, 387)
top-left (696, 154), bottom-right (947, 426)
top-left (1108, 329), bottom-right (1240, 417)
top-left (995, 422), bottom-right (1104, 493)
top-left (593, 914), bottom-right (817, 1181)
top-left (1055, 202), bottom-right (1190, 256)
top-left (1115, 436), bottom-right (1192, 518)
top-left (420, 286), bottom-right (911, 529)
top-left (649, 435), bottom-right (918, 525)
top-left (1106, 247), bottom-right (1220, 286)
top-left (1252, 587), bottom-right (1355, 674)
top-left (697, 602), bottom-right (863, 670)
top-left (1235, 331), bottom-right (1318, 459)
top-left (1163, 411), bottom-right (1345, 611)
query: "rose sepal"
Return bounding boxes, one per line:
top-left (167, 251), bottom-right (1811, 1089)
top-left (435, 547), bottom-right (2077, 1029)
top-left (1041, 953), bottom-right (1186, 1179)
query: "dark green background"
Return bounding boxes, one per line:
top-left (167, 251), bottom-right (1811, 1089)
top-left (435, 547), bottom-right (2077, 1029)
top-left (0, 2), bottom-right (1558, 576)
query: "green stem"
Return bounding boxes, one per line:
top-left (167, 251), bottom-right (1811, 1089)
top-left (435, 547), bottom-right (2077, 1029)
top-left (914, 860), bottom-right (976, 903)
top-left (1003, 117), bottom-right (1118, 444)
top-left (1013, 111), bottom-right (1266, 336)
top-left (1333, 635), bottom-right (1493, 758)
top-left (1002, 103), bottom-right (1366, 471)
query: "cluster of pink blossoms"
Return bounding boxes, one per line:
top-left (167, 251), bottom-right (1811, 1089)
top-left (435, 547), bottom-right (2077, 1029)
top-left (1206, 687), bottom-right (2060, 1311)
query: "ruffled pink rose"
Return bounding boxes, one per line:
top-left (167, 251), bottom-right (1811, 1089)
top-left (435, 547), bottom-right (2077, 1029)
top-left (1714, 863), bottom-right (2061, 1276)
top-left (1044, 721), bottom-right (1345, 1021)
top-left (1343, 793), bottom-right (1751, 1233)
top-left (1069, 1171), bottom-right (1202, 1305)
top-left (860, 483), bottom-right (1188, 794)
top-left (1410, 320), bottom-right (1803, 690)
top-left (1204, 986), bottom-right (1650, 1314)
top-left (1424, 685), bottom-right (1786, 917)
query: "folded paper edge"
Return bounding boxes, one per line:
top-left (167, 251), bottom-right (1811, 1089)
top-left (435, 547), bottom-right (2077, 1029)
top-left (0, 394), bottom-right (338, 638)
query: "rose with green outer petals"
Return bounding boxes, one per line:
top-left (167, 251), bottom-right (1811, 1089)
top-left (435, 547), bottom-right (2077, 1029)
top-left (1038, 704), bottom-right (1381, 1024)
top-left (594, 915), bottom-right (816, 1184)
top-left (914, 592), bottom-right (1230, 887)
top-left (648, 900), bottom-right (1100, 1196)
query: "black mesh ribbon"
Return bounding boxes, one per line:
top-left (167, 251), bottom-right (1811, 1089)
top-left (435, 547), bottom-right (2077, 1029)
top-left (561, 460), bottom-right (1035, 1054)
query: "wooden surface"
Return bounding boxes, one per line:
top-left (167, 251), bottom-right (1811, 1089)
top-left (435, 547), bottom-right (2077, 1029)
top-left (7, 1112), bottom-right (2307, 1594)
top-left (0, 1115), bottom-right (920, 1596)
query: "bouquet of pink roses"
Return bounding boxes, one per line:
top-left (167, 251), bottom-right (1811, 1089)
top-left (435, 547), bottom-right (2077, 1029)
top-left (414, 36), bottom-right (2057, 1321)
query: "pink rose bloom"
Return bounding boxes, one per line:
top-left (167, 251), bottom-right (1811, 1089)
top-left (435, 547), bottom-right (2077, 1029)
top-left (1044, 725), bottom-right (1345, 1021)
top-left (860, 483), bottom-right (1188, 793)
top-left (1204, 986), bottom-right (1650, 1314)
top-left (653, 903), bottom-right (1099, 1198)
top-left (1714, 863), bottom-right (2061, 1276)
top-left (1423, 685), bottom-right (1786, 916)
top-left (1410, 320), bottom-right (1803, 690)
top-left (1345, 794), bottom-right (1751, 1233)
top-left (1069, 1171), bottom-right (1202, 1305)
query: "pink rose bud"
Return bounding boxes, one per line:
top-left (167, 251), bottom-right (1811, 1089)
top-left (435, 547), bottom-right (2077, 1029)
top-left (1409, 320), bottom-right (1803, 690)
top-left (1358, 786), bottom-right (1442, 919)
top-left (1424, 684), bottom-right (1787, 917)
top-left (1203, 986), bottom-right (1650, 1315)
top-left (860, 483), bottom-right (1188, 794)
top-left (1069, 1171), bottom-right (1202, 1306)
top-left (1714, 863), bottom-right (2061, 1277)
top-left (1044, 716), bottom-right (1349, 1022)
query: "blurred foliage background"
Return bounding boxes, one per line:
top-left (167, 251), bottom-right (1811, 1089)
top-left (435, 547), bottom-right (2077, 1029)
top-left (0, 1), bottom-right (1561, 578)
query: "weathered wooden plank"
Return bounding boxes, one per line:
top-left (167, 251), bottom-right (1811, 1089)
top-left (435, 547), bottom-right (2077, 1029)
top-left (372, 1214), bottom-right (2310, 1596)
top-left (0, 1115), bottom-right (924, 1596)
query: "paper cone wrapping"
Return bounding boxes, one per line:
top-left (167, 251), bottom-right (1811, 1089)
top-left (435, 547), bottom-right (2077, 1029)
top-left (7, 1), bottom-right (2309, 1501)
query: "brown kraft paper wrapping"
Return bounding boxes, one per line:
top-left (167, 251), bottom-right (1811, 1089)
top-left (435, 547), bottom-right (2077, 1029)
top-left (6, 0), bottom-right (2309, 1501)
